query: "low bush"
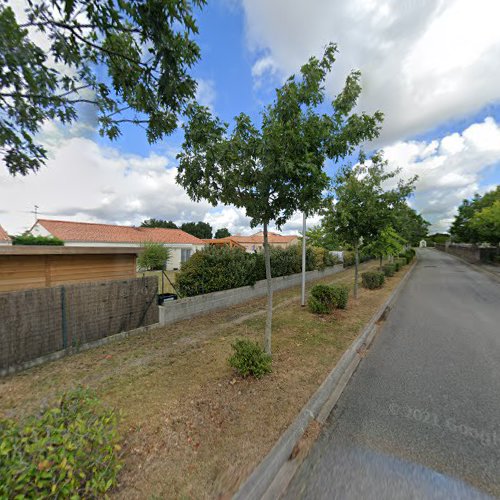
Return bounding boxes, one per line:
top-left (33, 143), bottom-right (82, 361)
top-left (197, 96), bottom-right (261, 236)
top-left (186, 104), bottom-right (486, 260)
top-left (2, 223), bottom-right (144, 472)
top-left (361, 271), bottom-right (385, 289)
top-left (382, 264), bottom-right (396, 277)
top-left (308, 284), bottom-right (336, 314)
top-left (393, 261), bottom-right (401, 272)
top-left (229, 339), bottom-right (272, 378)
top-left (12, 234), bottom-right (64, 246)
top-left (329, 284), bottom-right (349, 309)
top-left (176, 246), bottom-right (257, 297)
top-left (343, 251), bottom-right (355, 268)
top-left (0, 388), bottom-right (121, 499)
top-left (397, 257), bottom-right (408, 266)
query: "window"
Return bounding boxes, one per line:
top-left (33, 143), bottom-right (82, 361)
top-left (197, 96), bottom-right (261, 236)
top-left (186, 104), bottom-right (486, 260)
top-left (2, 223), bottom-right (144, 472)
top-left (181, 248), bottom-right (192, 262)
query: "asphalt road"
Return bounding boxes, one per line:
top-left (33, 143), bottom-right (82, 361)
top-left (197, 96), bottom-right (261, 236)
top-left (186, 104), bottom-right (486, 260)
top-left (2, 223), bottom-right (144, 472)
top-left (284, 248), bottom-right (500, 499)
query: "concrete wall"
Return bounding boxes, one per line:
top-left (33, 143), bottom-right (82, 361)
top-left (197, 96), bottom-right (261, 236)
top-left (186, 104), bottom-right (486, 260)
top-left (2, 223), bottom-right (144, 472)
top-left (436, 243), bottom-right (499, 264)
top-left (159, 264), bottom-right (344, 325)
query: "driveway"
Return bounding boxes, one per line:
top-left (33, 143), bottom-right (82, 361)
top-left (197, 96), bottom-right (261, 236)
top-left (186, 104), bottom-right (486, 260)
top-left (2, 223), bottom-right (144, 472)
top-left (284, 248), bottom-right (500, 499)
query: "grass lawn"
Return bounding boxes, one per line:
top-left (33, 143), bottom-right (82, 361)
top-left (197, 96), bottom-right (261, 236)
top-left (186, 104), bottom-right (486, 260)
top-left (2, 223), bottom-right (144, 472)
top-left (0, 261), bottom-right (411, 499)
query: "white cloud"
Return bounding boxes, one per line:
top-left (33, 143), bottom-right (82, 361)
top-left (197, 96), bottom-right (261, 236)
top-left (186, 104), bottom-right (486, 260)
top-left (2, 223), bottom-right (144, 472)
top-left (251, 54), bottom-right (279, 88)
top-left (243, 0), bottom-right (500, 144)
top-left (195, 79), bottom-right (217, 111)
top-left (382, 117), bottom-right (500, 232)
top-left (0, 133), bottom-right (212, 234)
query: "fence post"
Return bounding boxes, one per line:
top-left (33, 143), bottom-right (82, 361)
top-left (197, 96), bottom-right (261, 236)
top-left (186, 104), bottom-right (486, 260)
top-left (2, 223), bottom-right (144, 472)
top-left (60, 286), bottom-right (68, 349)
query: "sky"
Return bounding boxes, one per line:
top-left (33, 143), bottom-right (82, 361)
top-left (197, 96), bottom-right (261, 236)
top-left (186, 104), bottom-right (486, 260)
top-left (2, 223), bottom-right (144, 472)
top-left (1, 0), bottom-right (500, 236)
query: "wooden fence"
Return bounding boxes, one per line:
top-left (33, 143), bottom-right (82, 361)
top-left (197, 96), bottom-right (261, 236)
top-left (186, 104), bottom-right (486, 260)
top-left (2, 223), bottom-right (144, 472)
top-left (0, 276), bottom-right (158, 374)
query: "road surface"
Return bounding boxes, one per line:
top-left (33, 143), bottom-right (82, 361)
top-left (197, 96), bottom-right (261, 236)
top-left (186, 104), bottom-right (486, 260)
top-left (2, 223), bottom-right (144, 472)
top-left (284, 248), bottom-right (500, 499)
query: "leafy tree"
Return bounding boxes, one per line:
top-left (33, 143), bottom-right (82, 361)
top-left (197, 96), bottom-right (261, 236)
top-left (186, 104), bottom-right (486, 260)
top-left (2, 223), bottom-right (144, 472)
top-left (180, 221), bottom-right (212, 239)
top-left (450, 186), bottom-right (500, 242)
top-left (0, 0), bottom-right (205, 175)
top-left (470, 200), bottom-right (500, 245)
top-left (140, 219), bottom-right (177, 229)
top-left (366, 226), bottom-right (406, 268)
top-left (177, 44), bottom-right (383, 354)
top-left (304, 225), bottom-right (340, 250)
top-left (427, 233), bottom-right (450, 245)
top-left (392, 203), bottom-right (430, 246)
top-left (214, 227), bottom-right (231, 239)
top-left (12, 234), bottom-right (64, 245)
top-left (324, 153), bottom-right (416, 298)
top-left (137, 242), bottom-right (171, 271)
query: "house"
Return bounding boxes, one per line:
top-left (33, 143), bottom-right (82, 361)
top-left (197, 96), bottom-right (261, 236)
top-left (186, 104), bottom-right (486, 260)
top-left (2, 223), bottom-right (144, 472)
top-left (0, 245), bottom-right (141, 293)
top-left (29, 219), bottom-right (205, 270)
top-left (206, 231), bottom-right (299, 253)
top-left (0, 224), bottom-right (11, 245)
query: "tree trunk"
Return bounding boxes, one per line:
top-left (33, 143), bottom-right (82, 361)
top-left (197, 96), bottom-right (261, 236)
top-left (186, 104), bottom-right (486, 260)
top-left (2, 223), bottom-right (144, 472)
top-left (263, 222), bottom-right (273, 355)
top-left (354, 242), bottom-right (359, 299)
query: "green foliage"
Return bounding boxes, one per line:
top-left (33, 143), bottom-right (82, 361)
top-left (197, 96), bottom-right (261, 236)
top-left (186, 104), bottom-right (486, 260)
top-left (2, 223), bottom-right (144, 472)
top-left (229, 339), bottom-right (272, 378)
top-left (305, 225), bottom-right (340, 251)
top-left (382, 263), bottom-right (396, 277)
top-left (181, 221), bottom-right (213, 239)
top-left (0, 0), bottom-right (206, 175)
top-left (367, 226), bottom-right (406, 261)
top-left (428, 233), bottom-right (450, 245)
top-left (308, 283), bottom-right (349, 314)
top-left (393, 261), bottom-right (401, 272)
top-left (12, 234), bottom-right (64, 245)
top-left (141, 219), bottom-right (178, 229)
top-left (214, 228), bottom-right (231, 239)
top-left (329, 284), bottom-right (349, 309)
top-left (391, 203), bottom-right (430, 246)
top-left (311, 246), bottom-right (327, 270)
top-left (0, 387), bottom-right (121, 498)
top-left (450, 186), bottom-right (500, 243)
top-left (176, 246), bottom-right (257, 297)
top-left (469, 200), bottom-right (500, 245)
top-left (343, 251), bottom-right (355, 268)
top-left (361, 271), bottom-right (385, 289)
top-left (137, 242), bottom-right (171, 271)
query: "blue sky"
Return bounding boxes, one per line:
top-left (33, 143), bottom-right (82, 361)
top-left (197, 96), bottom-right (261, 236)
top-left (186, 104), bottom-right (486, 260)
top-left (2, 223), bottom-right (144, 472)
top-left (2, 0), bottom-right (500, 235)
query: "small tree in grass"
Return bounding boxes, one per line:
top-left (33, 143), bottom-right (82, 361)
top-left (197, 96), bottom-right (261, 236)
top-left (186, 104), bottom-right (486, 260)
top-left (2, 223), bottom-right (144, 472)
top-left (137, 242), bottom-right (171, 271)
top-left (324, 153), bottom-right (416, 299)
top-left (177, 44), bottom-right (382, 355)
top-left (367, 226), bottom-right (406, 268)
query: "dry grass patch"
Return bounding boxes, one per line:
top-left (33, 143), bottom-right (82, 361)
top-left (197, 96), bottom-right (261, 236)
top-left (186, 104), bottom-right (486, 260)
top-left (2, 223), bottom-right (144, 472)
top-left (0, 262), bottom-right (411, 499)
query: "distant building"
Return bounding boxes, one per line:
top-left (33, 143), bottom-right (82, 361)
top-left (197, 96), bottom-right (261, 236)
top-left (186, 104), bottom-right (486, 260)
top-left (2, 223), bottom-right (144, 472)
top-left (29, 219), bottom-right (204, 270)
top-left (205, 231), bottom-right (299, 253)
top-left (0, 224), bottom-right (11, 246)
top-left (419, 240), bottom-right (427, 248)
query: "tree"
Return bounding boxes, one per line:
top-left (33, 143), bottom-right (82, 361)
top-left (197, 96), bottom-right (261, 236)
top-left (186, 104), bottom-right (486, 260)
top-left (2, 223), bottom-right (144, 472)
top-left (214, 228), bottom-right (231, 239)
top-left (304, 225), bottom-right (340, 250)
top-left (470, 200), bottom-right (500, 245)
top-left (366, 226), bottom-right (406, 268)
top-left (324, 153), bottom-right (416, 299)
top-left (392, 204), bottom-right (429, 246)
top-left (450, 186), bottom-right (500, 243)
top-left (0, 0), bottom-right (205, 175)
top-left (141, 219), bottom-right (177, 229)
top-left (180, 221), bottom-right (212, 239)
top-left (137, 242), bottom-right (171, 271)
top-left (177, 44), bottom-right (383, 354)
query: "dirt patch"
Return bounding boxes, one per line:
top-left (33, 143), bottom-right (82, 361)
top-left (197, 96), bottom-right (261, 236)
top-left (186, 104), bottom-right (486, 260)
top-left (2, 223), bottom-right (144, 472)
top-left (0, 262), bottom-right (411, 499)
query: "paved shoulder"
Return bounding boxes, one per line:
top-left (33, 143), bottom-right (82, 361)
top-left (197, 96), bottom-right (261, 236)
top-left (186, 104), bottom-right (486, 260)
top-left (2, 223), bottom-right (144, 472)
top-left (284, 248), bottom-right (500, 499)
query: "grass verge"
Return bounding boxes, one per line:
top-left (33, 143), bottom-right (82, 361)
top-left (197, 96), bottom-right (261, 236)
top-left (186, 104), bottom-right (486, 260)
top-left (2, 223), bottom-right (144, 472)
top-left (0, 261), bottom-right (411, 499)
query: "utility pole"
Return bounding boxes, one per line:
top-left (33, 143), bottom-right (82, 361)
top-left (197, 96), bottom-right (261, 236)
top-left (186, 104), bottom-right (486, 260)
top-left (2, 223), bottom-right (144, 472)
top-left (31, 205), bottom-right (39, 222)
top-left (301, 212), bottom-right (307, 306)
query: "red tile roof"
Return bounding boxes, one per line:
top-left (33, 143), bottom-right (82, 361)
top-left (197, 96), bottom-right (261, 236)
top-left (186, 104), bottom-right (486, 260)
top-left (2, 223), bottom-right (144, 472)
top-left (0, 224), bottom-right (11, 242)
top-left (35, 219), bottom-right (204, 245)
top-left (228, 232), bottom-right (299, 244)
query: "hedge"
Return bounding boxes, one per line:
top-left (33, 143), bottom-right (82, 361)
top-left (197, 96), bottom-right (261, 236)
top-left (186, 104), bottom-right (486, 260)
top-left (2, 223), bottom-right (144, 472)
top-left (382, 263), bottom-right (396, 277)
top-left (177, 244), bottom-right (339, 297)
top-left (12, 234), bottom-right (64, 246)
top-left (361, 271), bottom-right (385, 289)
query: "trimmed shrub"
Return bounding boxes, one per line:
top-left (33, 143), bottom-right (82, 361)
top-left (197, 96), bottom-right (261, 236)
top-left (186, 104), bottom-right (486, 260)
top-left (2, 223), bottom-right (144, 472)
top-left (176, 246), bottom-right (257, 297)
top-left (396, 257), bottom-right (408, 266)
top-left (329, 284), bottom-right (349, 309)
top-left (137, 242), bottom-right (171, 271)
top-left (361, 271), bottom-right (385, 289)
top-left (343, 251), bottom-right (355, 268)
top-left (229, 339), bottom-right (272, 378)
top-left (311, 246), bottom-right (327, 270)
top-left (382, 264), bottom-right (396, 277)
top-left (12, 234), bottom-right (64, 246)
top-left (393, 261), bottom-right (401, 272)
top-left (324, 252), bottom-right (340, 267)
top-left (0, 388), bottom-right (121, 498)
top-left (308, 284), bottom-right (336, 314)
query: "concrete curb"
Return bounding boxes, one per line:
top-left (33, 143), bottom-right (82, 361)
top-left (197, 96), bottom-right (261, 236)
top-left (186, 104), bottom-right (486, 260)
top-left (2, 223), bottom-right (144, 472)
top-left (233, 259), bottom-right (418, 500)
